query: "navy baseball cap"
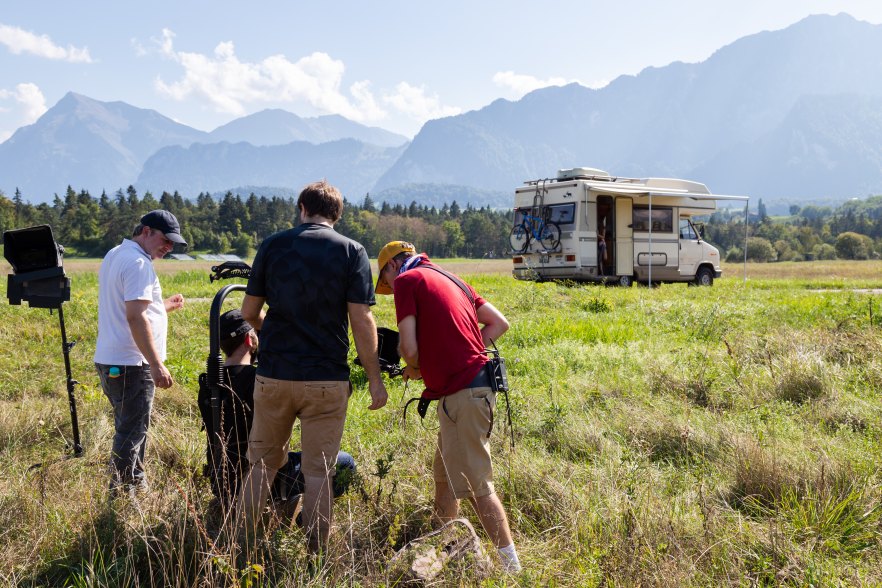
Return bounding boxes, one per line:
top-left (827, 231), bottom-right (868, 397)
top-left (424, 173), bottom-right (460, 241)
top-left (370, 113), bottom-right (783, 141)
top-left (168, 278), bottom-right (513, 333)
top-left (141, 210), bottom-right (187, 246)
top-left (219, 309), bottom-right (253, 342)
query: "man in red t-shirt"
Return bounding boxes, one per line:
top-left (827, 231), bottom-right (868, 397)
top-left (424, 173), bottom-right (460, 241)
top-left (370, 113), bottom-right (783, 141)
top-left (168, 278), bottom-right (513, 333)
top-left (376, 241), bottom-right (522, 574)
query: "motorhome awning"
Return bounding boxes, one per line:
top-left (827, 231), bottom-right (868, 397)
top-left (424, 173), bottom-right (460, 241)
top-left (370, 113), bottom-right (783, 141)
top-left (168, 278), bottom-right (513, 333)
top-left (584, 183), bottom-right (749, 201)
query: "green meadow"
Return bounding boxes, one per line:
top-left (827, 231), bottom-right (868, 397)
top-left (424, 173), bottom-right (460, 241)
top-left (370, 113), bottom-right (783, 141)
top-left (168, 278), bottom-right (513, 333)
top-left (1, 259), bottom-right (881, 586)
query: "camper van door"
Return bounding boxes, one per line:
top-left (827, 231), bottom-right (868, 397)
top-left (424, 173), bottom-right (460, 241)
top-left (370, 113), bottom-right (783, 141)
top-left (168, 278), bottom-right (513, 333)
top-left (678, 218), bottom-right (702, 276)
top-left (615, 197), bottom-right (633, 277)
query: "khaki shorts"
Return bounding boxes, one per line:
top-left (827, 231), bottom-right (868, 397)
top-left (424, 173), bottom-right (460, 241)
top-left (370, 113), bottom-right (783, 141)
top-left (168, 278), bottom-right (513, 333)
top-left (247, 376), bottom-right (350, 478)
top-left (433, 385), bottom-right (496, 499)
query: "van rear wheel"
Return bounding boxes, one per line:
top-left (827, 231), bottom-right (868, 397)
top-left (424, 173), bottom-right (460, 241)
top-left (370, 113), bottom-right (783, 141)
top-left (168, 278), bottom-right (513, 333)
top-left (618, 275), bottom-right (633, 287)
top-left (694, 266), bottom-right (714, 286)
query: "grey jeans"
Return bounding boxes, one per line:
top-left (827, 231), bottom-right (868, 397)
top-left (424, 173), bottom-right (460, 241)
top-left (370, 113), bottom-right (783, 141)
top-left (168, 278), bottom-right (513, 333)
top-left (96, 363), bottom-right (155, 488)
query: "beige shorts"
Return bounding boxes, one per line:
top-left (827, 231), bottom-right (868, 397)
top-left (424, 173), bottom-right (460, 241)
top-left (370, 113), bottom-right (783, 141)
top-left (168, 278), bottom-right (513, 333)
top-left (433, 385), bottom-right (496, 499)
top-left (247, 376), bottom-right (350, 478)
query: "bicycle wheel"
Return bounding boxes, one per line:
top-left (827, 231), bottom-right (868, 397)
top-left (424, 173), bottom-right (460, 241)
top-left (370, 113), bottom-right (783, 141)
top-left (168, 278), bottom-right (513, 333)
top-left (539, 222), bottom-right (561, 250)
top-left (509, 223), bottom-right (530, 253)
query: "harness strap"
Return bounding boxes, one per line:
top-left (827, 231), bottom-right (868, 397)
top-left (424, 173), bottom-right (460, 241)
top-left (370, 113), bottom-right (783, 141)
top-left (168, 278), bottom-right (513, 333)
top-left (402, 396), bottom-right (434, 429)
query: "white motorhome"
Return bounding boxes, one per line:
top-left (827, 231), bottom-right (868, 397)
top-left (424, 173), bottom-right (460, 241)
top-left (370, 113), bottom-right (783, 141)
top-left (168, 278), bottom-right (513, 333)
top-left (510, 167), bottom-right (748, 286)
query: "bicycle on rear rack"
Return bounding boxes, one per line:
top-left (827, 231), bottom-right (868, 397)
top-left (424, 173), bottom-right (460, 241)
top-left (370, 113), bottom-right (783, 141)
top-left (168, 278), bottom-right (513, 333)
top-left (509, 210), bottom-right (561, 253)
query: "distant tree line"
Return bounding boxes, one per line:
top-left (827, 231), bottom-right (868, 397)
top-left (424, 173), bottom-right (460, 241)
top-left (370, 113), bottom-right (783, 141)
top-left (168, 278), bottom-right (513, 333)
top-left (2, 185), bottom-right (881, 262)
top-left (705, 197), bottom-right (882, 262)
top-left (0, 186), bottom-right (513, 258)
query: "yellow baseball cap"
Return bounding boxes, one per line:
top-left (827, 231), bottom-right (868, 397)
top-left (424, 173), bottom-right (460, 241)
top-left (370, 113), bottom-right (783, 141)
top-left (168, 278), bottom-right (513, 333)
top-left (375, 240), bottom-right (416, 295)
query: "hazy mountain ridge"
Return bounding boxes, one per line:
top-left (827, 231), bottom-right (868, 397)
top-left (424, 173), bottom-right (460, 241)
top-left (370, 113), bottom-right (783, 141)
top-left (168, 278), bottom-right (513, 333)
top-left (2, 13), bottom-right (882, 206)
top-left (694, 93), bottom-right (882, 198)
top-left (0, 92), bottom-right (208, 200)
top-left (375, 13), bottom-right (882, 199)
top-left (0, 94), bottom-right (409, 202)
top-left (137, 139), bottom-right (407, 200)
top-left (208, 110), bottom-right (408, 148)
top-left (372, 183), bottom-right (510, 209)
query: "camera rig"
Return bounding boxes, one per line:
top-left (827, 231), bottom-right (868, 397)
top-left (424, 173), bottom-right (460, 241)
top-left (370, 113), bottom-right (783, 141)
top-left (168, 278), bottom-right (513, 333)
top-left (3, 225), bottom-right (82, 456)
top-left (355, 326), bottom-right (403, 377)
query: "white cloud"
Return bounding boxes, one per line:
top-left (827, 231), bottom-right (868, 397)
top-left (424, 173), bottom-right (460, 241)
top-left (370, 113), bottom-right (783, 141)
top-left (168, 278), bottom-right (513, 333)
top-left (382, 82), bottom-right (461, 121)
top-left (156, 28), bottom-right (176, 58)
top-left (152, 30), bottom-right (462, 130)
top-left (492, 71), bottom-right (582, 99)
top-left (0, 23), bottom-right (92, 63)
top-left (154, 29), bottom-right (386, 122)
top-left (349, 80), bottom-right (386, 121)
top-left (0, 82), bottom-right (47, 143)
top-left (131, 37), bottom-right (148, 58)
top-left (0, 83), bottom-right (47, 123)
top-left (13, 83), bottom-right (46, 122)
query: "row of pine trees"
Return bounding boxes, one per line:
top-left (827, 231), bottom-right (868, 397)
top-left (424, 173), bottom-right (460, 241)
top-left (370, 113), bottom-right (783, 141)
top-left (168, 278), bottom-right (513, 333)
top-left (2, 187), bottom-right (882, 262)
top-left (0, 186), bottom-right (512, 258)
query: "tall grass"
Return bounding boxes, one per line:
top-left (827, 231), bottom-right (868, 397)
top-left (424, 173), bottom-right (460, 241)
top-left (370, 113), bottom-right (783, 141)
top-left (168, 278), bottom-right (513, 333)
top-left (0, 261), bottom-right (880, 586)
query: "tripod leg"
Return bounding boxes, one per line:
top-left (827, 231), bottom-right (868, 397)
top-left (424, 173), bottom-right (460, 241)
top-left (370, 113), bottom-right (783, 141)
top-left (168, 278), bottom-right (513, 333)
top-left (57, 305), bottom-right (83, 456)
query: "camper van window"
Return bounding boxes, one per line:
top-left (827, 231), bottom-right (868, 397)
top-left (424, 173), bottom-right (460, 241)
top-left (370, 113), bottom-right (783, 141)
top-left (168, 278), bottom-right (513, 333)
top-left (632, 207), bottom-right (673, 232)
top-left (514, 204), bottom-right (575, 227)
top-left (547, 203), bottom-right (575, 226)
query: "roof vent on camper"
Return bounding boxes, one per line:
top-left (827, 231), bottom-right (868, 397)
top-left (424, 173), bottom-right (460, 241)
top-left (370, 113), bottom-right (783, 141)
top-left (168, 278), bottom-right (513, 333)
top-left (557, 167), bottom-right (610, 180)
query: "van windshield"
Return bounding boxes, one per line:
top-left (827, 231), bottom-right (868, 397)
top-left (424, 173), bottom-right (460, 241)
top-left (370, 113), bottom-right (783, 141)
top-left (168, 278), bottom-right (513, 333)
top-left (679, 219), bottom-right (698, 240)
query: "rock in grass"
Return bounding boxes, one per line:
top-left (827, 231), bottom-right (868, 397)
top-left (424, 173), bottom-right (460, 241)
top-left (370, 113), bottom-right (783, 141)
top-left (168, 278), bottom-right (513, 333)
top-left (389, 518), bottom-right (492, 583)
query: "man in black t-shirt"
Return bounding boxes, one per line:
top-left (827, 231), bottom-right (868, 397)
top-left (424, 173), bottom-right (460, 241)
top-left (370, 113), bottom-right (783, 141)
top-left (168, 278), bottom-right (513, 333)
top-left (237, 180), bottom-right (387, 553)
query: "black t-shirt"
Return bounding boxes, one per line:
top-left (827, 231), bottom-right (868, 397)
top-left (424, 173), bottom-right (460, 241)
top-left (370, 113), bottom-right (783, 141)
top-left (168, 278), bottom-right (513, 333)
top-left (247, 223), bottom-right (375, 381)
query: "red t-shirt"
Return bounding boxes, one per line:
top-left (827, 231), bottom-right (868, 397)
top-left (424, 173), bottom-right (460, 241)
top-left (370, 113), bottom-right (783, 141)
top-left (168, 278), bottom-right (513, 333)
top-left (393, 261), bottom-right (488, 399)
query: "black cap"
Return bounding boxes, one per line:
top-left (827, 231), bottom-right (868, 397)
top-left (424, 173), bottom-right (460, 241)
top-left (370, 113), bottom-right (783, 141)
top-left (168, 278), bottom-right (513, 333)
top-left (219, 309), bottom-right (253, 342)
top-left (140, 210), bottom-right (187, 246)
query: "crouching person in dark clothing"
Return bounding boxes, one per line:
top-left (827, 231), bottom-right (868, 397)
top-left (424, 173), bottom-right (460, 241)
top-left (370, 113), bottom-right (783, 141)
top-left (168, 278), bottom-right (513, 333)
top-left (203, 309), bottom-right (356, 519)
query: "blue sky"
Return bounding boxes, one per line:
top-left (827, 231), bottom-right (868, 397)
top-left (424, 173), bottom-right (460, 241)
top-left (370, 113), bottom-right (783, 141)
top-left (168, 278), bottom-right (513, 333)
top-left (1, 0), bottom-right (881, 142)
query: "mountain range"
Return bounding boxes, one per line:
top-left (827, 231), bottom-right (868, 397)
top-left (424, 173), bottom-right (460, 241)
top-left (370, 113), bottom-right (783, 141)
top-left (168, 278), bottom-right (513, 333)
top-left (1, 13), bottom-right (882, 209)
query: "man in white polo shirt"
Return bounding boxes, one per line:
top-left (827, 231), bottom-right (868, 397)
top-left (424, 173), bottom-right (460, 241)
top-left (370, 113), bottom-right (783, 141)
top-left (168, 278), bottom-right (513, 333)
top-left (94, 210), bottom-right (186, 495)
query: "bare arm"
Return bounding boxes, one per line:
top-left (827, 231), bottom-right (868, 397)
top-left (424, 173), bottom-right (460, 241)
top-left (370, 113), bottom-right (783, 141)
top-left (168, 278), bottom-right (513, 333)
top-left (397, 315), bottom-right (419, 367)
top-left (241, 294), bottom-right (266, 331)
top-left (476, 302), bottom-right (510, 347)
top-left (348, 302), bottom-right (388, 410)
top-left (125, 299), bottom-right (173, 389)
top-left (396, 315), bottom-right (421, 382)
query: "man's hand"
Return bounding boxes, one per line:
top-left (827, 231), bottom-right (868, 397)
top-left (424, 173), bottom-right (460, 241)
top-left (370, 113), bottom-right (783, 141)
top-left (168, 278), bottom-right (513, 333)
top-left (402, 365), bottom-right (422, 383)
top-left (367, 379), bottom-right (388, 410)
top-left (152, 362), bottom-right (174, 389)
top-left (164, 293), bottom-right (185, 312)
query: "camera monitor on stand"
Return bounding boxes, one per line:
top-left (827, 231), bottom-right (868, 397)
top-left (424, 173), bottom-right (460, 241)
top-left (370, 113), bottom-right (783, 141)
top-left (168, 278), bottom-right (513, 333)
top-left (3, 224), bottom-right (81, 455)
top-left (4, 225), bottom-right (70, 308)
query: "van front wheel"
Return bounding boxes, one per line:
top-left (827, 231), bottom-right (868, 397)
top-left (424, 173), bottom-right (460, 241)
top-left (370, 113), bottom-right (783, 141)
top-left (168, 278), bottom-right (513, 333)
top-left (694, 266), bottom-right (714, 286)
top-left (618, 275), bottom-right (633, 288)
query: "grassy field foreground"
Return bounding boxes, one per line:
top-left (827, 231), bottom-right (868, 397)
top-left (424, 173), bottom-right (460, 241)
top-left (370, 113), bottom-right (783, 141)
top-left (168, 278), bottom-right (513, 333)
top-left (0, 260), bottom-right (881, 586)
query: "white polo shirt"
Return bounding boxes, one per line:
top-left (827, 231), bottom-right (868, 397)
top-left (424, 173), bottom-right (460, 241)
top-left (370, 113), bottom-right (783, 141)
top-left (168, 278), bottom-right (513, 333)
top-left (93, 239), bottom-right (167, 365)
